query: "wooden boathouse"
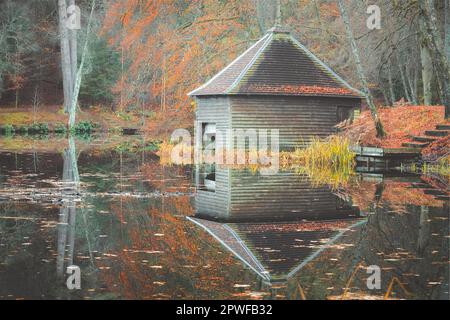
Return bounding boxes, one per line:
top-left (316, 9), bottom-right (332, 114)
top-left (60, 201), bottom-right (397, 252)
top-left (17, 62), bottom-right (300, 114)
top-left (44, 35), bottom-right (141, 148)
top-left (189, 26), bottom-right (364, 150)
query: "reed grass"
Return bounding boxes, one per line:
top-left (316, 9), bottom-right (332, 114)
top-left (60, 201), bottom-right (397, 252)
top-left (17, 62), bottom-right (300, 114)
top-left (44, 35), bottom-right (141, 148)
top-left (402, 156), bottom-right (450, 183)
top-left (285, 136), bottom-right (357, 189)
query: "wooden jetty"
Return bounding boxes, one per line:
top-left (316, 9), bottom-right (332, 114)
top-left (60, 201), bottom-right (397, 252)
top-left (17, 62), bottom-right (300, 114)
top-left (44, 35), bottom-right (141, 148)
top-left (352, 146), bottom-right (421, 172)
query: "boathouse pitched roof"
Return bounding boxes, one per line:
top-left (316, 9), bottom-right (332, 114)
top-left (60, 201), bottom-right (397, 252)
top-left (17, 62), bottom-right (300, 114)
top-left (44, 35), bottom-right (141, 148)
top-left (188, 26), bottom-right (364, 98)
top-left (188, 217), bottom-right (365, 283)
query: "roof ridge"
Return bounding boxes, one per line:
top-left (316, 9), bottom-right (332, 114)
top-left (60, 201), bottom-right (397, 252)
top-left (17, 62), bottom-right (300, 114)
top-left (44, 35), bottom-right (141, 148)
top-left (288, 35), bottom-right (364, 97)
top-left (225, 33), bottom-right (273, 94)
top-left (187, 33), bottom-right (272, 97)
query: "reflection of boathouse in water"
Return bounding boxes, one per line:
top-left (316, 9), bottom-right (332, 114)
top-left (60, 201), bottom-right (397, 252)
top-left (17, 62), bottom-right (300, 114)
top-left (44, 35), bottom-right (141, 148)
top-left (190, 168), bottom-right (364, 283)
top-left (195, 167), bottom-right (360, 222)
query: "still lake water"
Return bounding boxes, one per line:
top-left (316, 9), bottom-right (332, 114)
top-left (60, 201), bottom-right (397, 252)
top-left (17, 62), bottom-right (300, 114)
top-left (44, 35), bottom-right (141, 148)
top-left (0, 136), bottom-right (448, 300)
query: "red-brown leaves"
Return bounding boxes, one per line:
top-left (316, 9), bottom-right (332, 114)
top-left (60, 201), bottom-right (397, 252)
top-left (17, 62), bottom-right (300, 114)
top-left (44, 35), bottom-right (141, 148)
top-left (246, 84), bottom-right (357, 96)
top-left (343, 105), bottom-right (445, 148)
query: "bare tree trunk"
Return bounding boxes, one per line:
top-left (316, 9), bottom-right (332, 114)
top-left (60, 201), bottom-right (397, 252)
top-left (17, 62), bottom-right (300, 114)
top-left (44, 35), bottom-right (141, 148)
top-left (69, 0), bottom-right (97, 128)
top-left (381, 86), bottom-right (391, 106)
top-left (420, 16), bottom-right (433, 105)
top-left (421, 48), bottom-right (433, 105)
top-left (337, 0), bottom-right (386, 137)
top-left (312, 0), bottom-right (323, 36)
top-left (275, 0), bottom-right (281, 27)
top-left (397, 53), bottom-right (413, 103)
top-left (69, 0), bottom-right (78, 87)
top-left (420, 0), bottom-right (450, 118)
top-left (387, 59), bottom-right (396, 104)
top-left (256, 0), bottom-right (274, 34)
top-left (417, 206), bottom-right (430, 257)
top-left (445, 0), bottom-right (450, 64)
top-left (407, 62), bottom-right (419, 105)
top-left (58, 0), bottom-right (73, 113)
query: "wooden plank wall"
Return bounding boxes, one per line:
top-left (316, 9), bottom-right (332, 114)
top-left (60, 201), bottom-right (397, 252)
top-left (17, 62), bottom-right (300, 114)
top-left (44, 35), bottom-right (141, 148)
top-left (195, 97), bottom-right (231, 219)
top-left (230, 96), bottom-right (361, 150)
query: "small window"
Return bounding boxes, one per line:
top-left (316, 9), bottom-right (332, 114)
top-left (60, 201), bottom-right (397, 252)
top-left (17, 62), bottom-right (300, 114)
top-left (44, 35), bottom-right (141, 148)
top-left (198, 164), bottom-right (216, 192)
top-left (337, 106), bottom-right (355, 124)
top-left (202, 123), bottom-right (216, 150)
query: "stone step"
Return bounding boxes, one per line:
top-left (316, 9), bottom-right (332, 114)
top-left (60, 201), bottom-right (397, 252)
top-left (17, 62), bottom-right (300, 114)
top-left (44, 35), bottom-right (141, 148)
top-left (412, 136), bottom-right (437, 143)
top-left (436, 124), bottom-right (450, 130)
top-left (423, 189), bottom-right (449, 196)
top-left (410, 183), bottom-right (431, 189)
top-left (402, 142), bottom-right (429, 148)
top-left (424, 130), bottom-right (449, 137)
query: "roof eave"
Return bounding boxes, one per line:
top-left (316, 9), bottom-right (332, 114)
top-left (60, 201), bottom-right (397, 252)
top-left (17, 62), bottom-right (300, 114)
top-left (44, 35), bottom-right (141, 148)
top-left (189, 92), bottom-right (364, 99)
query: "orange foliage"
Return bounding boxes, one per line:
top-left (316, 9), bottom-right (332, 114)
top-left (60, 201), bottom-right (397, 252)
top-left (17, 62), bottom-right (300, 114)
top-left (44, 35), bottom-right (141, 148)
top-left (97, 195), bottom-right (252, 299)
top-left (346, 179), bottom-right (445, 212)
top-left (422, 135), bottom-right (450, 161)
top-left (343, 105), bottom-right (445, 148)
top-left (102, 0), bottom-right (259, 136)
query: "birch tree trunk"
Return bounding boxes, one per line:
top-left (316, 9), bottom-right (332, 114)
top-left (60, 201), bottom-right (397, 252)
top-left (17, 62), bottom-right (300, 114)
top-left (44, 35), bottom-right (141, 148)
top-left (68, 0), bottom-right (97, 128)
top-left (68, 0), bottom-right (78, 86)
top-left (337, 0), bottom-right (386, 137)
top-left (58, 0), bottom-right (73, 113)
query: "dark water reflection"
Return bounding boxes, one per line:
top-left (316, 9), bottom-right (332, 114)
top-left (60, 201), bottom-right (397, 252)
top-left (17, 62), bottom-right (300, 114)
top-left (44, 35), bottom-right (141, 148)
top-left (0, 137), bottom-right (448, 300)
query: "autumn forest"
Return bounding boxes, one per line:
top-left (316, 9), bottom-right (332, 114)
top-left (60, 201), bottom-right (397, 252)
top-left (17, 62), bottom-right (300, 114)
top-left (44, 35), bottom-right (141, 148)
top-left (0, 0), bottom-right (449, 303)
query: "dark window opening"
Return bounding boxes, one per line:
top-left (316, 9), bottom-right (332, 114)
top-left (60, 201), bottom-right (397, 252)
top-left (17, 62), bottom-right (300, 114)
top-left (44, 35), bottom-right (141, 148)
top-left (198, 164), bottom-right (216, 192)
top-left (337, 106), bottom-right (355, 124)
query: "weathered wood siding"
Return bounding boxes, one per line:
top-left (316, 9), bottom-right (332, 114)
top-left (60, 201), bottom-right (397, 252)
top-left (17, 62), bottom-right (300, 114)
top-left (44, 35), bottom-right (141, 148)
top-left (195, 166), bottom-right (230, 219)
top-left (229, 95), bottom-right (361, 150)
top-left (195, 97), bottom-right (231, 219)
top-left (195, 168), bottom-right (360, 222)
top-left (195, 96), bottom-right (230, 149)
top-left (228, 169), bottom-right (359, 221)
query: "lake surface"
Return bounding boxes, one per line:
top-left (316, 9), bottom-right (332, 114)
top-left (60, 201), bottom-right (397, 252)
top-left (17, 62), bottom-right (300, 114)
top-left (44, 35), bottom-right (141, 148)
top-left (0, 136), bottom-right (448, 300)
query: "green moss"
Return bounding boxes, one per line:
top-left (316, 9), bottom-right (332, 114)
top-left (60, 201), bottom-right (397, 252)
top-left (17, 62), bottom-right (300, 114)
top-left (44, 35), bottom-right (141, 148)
top-left (3, 124), bottom-right (15, 136)
top-left (54, 123), bottom-right (67, 134)
top-left (71, 121), bottom-right (95, 134)
top-left (29, 123), bottom-right (49, 134)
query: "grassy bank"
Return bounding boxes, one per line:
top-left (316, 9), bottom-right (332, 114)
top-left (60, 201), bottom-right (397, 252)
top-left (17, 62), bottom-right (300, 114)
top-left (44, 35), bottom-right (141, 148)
top-left (0, 105), bottom-right (145, 133)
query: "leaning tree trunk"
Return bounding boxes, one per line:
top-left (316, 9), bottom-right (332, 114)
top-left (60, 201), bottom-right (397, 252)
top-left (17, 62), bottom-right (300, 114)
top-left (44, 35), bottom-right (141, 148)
top-left (58, 0), bottom-right (73, 113)
top-left (337, 0), bottom-right (386, 137)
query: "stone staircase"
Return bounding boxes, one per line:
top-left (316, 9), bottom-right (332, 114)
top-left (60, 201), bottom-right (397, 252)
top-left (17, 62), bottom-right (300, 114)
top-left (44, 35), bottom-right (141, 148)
top-left (402, 123), bottom-right (450, 149)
